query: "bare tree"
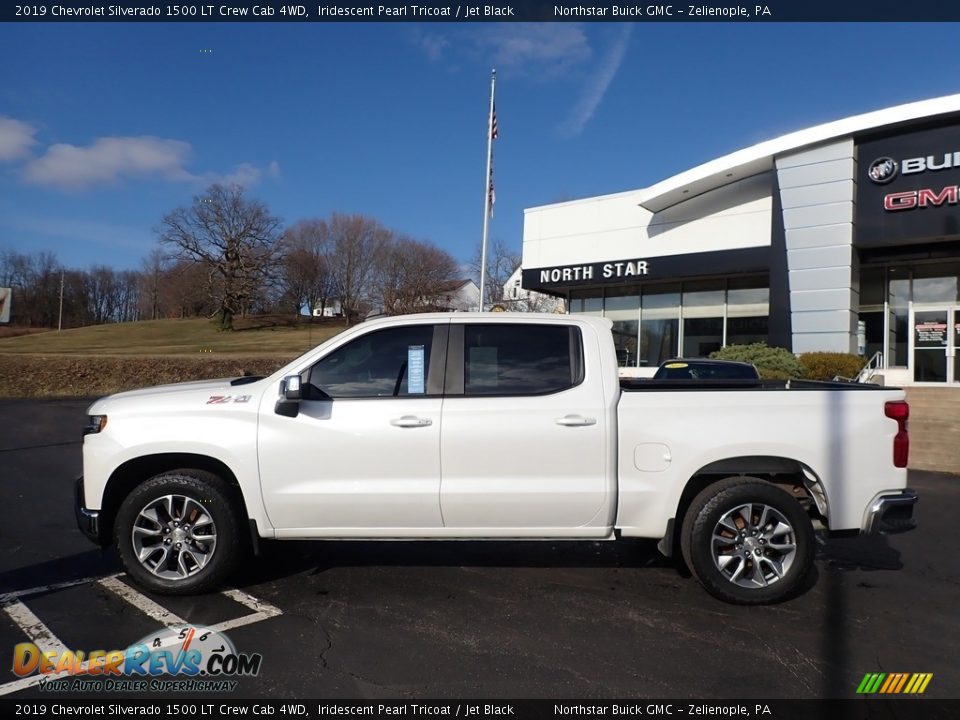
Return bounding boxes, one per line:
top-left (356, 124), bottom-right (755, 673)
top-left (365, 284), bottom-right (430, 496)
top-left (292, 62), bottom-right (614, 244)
top-left (156, 184), bottom-right (282, 330)
top-left (278, 219), bottom-right (337, 317)
top-left (471, 237), bottom-right (521, 308)
top-left (0, 249), bottom-right (61, 326)
top-left (139, 248), bottom-right (168, 320)
top-left (160, 260), bottom-right (214, 319)
top-left (326, 213), bottom-right (391, 324)
top-left (377, 237), bottom-right (460, 315)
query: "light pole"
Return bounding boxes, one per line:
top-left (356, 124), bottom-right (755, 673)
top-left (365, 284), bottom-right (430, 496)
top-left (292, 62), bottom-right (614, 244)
top-left (57, 269), bottom-right (64, 332)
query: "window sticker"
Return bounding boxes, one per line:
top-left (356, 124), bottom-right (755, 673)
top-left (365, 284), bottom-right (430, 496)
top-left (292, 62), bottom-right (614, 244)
top-left (408, 345), bottom-right (426, 394)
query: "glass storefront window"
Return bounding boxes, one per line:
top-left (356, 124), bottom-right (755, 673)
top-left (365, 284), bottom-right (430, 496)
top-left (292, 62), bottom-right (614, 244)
top-left (727, 316), bottom-right (769, 346)
top-left (860, 311), bottom-right (884, 360)
top-left (683, 316), bottom-right (723, 357)
top-left (605, 293), bottom-right (640, 367)
top-left (888, 267), bottom-right (910, 367)
top-left (912, 263), bottom-right (960, 304)
top-left (564, 278), bottom-right (772, 367)
top-left (569, 291), bottom-right (603, 316)
top-left (860, 267), bottom-right (885, 306)
top-left (640, 285), bottom-right (680, 366)
top-left (727, 277), bottom-right (769, 317)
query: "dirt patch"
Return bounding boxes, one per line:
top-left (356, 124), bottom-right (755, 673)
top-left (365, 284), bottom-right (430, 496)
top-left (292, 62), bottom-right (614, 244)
top-left (0, 355), bottom-right (297, 398)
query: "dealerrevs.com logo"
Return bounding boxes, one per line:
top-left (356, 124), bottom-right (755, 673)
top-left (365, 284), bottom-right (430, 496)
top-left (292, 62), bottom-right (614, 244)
top-left (13, 625), bottom-right (262, 693)
top-left (868, 157), bottom-right (899, 184)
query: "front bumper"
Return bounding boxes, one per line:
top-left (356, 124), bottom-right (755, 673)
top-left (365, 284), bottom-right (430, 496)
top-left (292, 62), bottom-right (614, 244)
top-left (864, 489), bottom-right (918, 535)
top-left (74, 477), bottom-right (107, 546)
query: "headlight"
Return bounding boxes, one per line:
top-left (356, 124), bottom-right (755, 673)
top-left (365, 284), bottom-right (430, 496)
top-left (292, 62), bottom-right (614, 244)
top-left (84, 415), bottom-right (108, 436)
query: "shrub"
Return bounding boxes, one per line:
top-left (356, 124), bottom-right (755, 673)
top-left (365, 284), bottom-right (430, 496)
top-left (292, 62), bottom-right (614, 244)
top-left (799, 351), bottom-right (865, 381)
top-left (709, 343), bottom-right (804, 380)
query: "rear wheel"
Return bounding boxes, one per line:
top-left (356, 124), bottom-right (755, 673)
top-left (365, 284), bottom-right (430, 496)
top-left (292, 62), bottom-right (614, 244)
top-left (115, 470), bottom-right (243, 595)
top-left (680, 478), bottom-right (814, 605)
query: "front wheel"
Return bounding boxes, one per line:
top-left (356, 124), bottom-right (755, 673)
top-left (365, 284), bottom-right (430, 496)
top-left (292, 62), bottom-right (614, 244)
top-left (680, 478), bottom-right (814, 605)
top-left (114, 470), bottom-right (243, 595)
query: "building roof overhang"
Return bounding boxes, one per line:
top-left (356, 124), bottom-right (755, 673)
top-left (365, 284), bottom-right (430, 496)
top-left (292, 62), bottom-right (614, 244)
top-left (636, 93), bottom-right (960, 213)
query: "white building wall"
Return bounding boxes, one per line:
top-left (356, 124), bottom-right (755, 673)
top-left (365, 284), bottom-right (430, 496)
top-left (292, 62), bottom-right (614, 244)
top-left (523, 174), bottom-right (772, 270)
top-left (776, 140), bottom-right (858, 354)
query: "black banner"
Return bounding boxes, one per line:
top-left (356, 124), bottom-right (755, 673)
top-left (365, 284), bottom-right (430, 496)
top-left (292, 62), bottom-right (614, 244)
top-left (1, 700), bottom-right (959, 720)
top-left (521, 246), bottom-right (769, 292)
top-left (8, 1), bottom-right (960, 23)
top-left (856, 122), bottom-right (960, 249)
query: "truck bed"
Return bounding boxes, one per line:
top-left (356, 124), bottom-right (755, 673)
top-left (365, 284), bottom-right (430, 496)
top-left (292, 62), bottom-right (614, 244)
top-left (620, 378), bottom-right (898, 391)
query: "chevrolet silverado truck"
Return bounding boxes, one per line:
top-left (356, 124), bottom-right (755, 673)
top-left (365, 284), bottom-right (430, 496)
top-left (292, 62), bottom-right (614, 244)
top-left (75, 313), bottom-right (917, 604)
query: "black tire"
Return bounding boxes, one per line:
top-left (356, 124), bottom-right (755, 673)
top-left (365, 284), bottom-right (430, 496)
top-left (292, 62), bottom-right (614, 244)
top-left (114, 469), bottom-right (244, 595)
top-left (680, 478), bottom-right (814, 605)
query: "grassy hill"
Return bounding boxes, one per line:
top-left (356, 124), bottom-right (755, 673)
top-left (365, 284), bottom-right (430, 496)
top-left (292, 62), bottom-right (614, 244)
top-left (0, 315), bottom-right (349, 397)
top-left (0, 315), bottom-right (347, 356)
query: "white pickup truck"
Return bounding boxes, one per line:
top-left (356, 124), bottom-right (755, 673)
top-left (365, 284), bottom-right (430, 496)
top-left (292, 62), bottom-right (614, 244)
top-left (76, 313), bottom-right (917, 604)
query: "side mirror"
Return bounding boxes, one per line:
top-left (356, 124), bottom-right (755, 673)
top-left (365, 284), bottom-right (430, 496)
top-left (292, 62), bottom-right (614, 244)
top-left (282, 375), bottom-right (302, 401)
top-left (276, 375), bottom-right (302, 417)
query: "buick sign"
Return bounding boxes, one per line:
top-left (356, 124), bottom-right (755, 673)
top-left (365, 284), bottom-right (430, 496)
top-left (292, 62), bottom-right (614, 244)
top-left (868, 157), bottom-right (898, 184)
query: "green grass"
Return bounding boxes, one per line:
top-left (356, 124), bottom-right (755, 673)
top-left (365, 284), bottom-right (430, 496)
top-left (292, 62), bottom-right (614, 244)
top-left (0, 315), bottom-right (348, 357)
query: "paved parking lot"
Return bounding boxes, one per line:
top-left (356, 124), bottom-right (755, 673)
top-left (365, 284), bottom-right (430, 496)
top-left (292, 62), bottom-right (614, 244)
top-left (1, 398), bottom-right (957, 699)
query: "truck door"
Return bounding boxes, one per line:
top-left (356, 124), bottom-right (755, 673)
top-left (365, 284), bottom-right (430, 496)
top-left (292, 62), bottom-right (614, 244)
top-left (257, 322), bottom-right (447, 533)
top-left (439, 321), bottom-right (612, 533)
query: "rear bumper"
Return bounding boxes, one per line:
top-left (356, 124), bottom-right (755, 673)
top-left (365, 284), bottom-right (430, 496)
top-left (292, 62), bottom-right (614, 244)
top-left (74, 477), bottom-right (107, 546)
top-left (863, 489), bottom-right (918, 535)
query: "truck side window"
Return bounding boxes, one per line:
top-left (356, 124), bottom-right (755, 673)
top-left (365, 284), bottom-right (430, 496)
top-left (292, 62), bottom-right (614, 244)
top-left (308, 325), bottom-right (434, 398)
top-left (463, 324), bottom-right (583, 396)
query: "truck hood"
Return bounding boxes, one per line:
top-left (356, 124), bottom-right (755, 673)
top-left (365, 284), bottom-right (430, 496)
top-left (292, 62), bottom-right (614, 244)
top-left (87, 377), bottom-right (258, 414)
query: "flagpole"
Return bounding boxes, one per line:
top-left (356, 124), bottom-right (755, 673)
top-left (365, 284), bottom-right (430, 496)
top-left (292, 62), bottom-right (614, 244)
top-left (479, 68), bottom-right (496, 311)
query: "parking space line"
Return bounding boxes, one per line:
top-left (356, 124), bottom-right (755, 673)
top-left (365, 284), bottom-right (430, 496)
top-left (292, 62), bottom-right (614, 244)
top-left (98, 576), bottom-right (187, 625)
top-left (0, 574), bottom-right (282, 697)
top-left (208, 588), bottom-right (282, 633)
top-left (3, 600), bottom-right (70, 656)
top-left (0, 673), bottom-right (56, 697)
top-left (221, 588), bottom-right (282, 617)
top-left (0, 574), bottom-right (119, 604)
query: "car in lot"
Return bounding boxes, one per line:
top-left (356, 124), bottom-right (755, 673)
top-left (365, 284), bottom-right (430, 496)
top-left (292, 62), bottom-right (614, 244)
top-left (653, 358), bottom-right (760, 380)
top-left (75, 313), bottom-right (917, 605)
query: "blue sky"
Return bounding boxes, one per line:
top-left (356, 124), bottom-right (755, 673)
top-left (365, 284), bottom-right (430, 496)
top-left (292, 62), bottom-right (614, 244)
top-left (2, 22), bottom-right (960, 272)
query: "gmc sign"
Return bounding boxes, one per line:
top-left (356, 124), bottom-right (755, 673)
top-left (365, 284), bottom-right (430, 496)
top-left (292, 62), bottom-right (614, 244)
top-left (856, 122), bottom-right (960, 248)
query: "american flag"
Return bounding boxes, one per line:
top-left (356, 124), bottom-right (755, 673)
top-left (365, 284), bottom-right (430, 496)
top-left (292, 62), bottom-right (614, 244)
top-left (491, 103), bottom-right (499, 140)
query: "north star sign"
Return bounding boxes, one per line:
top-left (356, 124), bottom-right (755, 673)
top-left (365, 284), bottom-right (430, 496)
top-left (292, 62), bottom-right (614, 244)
top-left (537, 260), bottom-right (649, 285)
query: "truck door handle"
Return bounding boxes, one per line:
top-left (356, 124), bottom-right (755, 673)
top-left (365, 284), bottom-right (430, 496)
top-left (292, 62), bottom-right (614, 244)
top-left (555, 415), bottom-right (597, 427)
top-left (390, 415), bottom-right (433, 428)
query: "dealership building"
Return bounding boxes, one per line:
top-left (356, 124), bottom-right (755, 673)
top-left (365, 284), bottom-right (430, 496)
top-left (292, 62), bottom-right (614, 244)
top-left (521, 94), bottom-right (960, 385)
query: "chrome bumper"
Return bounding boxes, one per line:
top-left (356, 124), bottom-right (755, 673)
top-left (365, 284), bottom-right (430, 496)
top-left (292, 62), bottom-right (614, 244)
top-left (864, 489), bottom-right (918, 535)
top-left (74, 477), bottom-right (106, 546)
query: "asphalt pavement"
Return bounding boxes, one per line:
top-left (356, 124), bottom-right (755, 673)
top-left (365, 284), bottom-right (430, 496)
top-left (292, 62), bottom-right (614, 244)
top-left (0, 398), bottom-right (957, 700)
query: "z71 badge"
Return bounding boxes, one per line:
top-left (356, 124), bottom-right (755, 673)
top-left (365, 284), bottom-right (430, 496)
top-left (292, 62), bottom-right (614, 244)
top-left (206, 395), bottom-right (252, 404)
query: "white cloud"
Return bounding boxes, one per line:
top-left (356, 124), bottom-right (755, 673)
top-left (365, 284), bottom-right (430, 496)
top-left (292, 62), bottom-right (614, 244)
top-left (23, 136), bottom-right (193, 189)
top-left (209, 162), bottom-right (262, 188)
top-left (19, 132), bottom-right (280, 191)
top-left (412, 28), bottom-right (451, 62)
top-left (473, 24), bottom-right (592, 76)
top-left (558, 25), bottom-right (633, 137)
top-left (0, 116), bottom-right (38, 161)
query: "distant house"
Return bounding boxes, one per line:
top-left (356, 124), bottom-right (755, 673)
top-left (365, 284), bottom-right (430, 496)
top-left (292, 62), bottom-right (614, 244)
top-left (435, 279), bottom-right (480, 312)
top-left (500, 267), bottom-right (565, 313)
top-left (311, 300), bottom-right (343, 318)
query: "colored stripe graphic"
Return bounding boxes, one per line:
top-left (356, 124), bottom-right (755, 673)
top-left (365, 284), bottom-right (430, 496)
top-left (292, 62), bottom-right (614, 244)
top-left (857, 672), bottom-right (932, 694)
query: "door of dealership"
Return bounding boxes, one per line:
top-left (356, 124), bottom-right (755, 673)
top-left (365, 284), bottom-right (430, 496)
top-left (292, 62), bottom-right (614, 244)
top-left (911, 307), bottom-right (960, 383)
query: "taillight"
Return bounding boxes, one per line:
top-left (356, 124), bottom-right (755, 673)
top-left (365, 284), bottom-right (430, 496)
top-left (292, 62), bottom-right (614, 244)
top-left (885, 400), bottom-right (909, 468)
